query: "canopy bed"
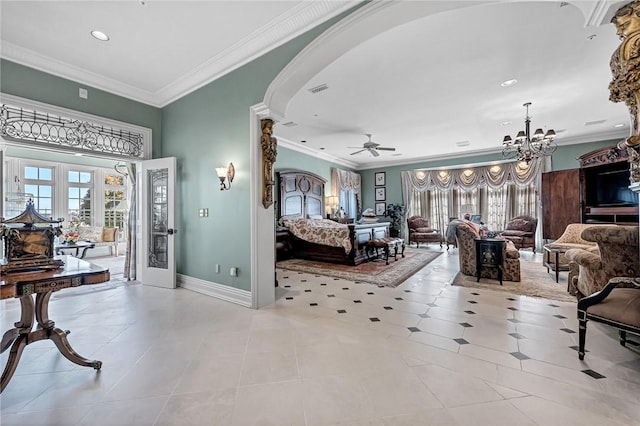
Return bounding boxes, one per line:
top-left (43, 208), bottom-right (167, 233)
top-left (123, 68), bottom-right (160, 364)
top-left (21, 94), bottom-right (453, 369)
top-left (277, 170), bottom-right (388, 265)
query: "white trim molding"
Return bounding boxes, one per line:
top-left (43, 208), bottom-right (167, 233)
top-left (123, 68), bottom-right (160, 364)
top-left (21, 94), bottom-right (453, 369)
top-left (177, 274), bottom-right (252, 308)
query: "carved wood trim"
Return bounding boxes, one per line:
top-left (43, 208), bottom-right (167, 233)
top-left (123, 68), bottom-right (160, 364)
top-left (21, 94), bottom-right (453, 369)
top-left (261, 118), bottom-right (277, 209)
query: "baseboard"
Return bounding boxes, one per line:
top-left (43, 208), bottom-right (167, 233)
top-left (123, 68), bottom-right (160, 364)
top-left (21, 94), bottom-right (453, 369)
top-left (177, 274), bottom-right (252, 308)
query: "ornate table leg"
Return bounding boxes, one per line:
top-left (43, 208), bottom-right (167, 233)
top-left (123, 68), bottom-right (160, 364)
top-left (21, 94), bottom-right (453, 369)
top-left (34, 291), bottom-right (102, 370)
top-left (1, 295), bottom-right (35, 393)
top-left (1, 292), bottom-right (102, 393)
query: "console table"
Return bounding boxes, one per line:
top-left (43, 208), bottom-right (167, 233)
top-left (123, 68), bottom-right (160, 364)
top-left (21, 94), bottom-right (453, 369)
top-left (475, 238), bottom-right (504, 285)
top-left (0, 256), bottom-right (110, 393)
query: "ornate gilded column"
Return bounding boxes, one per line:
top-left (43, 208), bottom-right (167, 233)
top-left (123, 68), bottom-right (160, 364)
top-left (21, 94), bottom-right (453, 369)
top-left (260, 118), bottom-right (277, 208)
top-left (610, 1), bottom-right (640, 182)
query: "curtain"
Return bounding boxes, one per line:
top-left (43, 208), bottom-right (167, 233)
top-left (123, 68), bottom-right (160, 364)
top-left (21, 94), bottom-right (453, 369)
top-left (401, 159), bottom-right (543, 249)
top-left (332, 168), bottom-right (362, 218)
top-left (124, 163), bottom-right (137, 280)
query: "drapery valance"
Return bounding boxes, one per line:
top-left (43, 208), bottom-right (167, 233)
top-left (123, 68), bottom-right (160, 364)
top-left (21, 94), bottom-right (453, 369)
top-left (402, 158), bottom-right (542, 192)
top-left (333, 168), bottom-right (362, 192)
top-left (331, 168), bottom-right (362, 216)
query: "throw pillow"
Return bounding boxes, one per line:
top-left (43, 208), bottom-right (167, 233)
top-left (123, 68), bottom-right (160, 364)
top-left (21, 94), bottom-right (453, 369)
top-left (507, 218), bottom-right (528, 231)
top-left (102, 227), bottom-right (117, 242)
top-left (415, 227), bottom-right (433, 233)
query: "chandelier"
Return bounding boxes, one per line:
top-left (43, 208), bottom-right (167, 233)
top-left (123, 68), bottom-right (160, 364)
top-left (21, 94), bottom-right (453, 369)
top-left (501, 102), bottom-right (556, 163)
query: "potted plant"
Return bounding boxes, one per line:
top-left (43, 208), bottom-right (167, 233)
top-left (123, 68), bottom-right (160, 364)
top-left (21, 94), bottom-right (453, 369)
top-left (384, 203), bottom-right (405, 237)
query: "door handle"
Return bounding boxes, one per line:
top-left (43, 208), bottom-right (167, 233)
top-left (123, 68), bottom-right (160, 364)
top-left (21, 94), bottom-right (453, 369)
top-left (167, 228), bottom-right (176, 235)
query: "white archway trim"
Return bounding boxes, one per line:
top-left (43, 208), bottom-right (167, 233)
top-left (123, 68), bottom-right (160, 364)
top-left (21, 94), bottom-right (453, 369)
top-left (250, 102), bottom-right (276, 309)
top-left (264, 0), bottom-right (494, 118)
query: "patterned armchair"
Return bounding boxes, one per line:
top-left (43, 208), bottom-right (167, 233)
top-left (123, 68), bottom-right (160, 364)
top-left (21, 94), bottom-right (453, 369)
top-left (455, 221), bottom-right (521, 282)
top-left (542, 223), bottom-right (604, 269)
top-left (406, 216), bottom-right (443, 248)
top-left (565, 225), bottom-right (640, 300)
top-left (500, 215), bottom-right (538, 251)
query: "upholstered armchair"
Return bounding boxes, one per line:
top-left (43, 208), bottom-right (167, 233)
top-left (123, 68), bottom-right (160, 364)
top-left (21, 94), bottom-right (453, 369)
top-left (565, 225), bottom-right (640, 300)
top-left (577, 276), bottom-right (640, 360)
top-left (406, 215), bottom-right (443, 248)
top-left (542, 223), bottom-right (604, 270)
top-left (500, 215), bottom-right (538, 251)
top-left (455, 221), bottom-right (521, 282)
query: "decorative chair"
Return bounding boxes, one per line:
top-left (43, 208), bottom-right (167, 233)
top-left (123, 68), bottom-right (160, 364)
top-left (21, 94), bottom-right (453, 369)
top-left (577, 277), bottom-right (640, 360)
top-left (455, 221), bottom-right (521, 282)
top-left (500, 215), bottom-right (538, 251)
top-left (406, 215), bottom-right (443, 248)
top-left (542, 223), bottom-right (604, 271)
top-left (565, 225), bottom-right (640, 300)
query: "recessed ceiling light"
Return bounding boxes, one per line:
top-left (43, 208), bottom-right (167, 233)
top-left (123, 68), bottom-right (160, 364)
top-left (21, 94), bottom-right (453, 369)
top-left (614, 123), bottom-right (625, 128)
top-left (392, 153), bottom-right (402, 156)
top-left (501, 121), bottom-right (511, 126)
top-left (501, 79), bottom-right (518, 87)
top-left (456, 141), bottom-right (470, 147)
top-left (91, 30), bottom-right (110, 41)
top-left (319, 147), bottom-right (325, 150)
top-left (300, 140), bottom-right (307, 143)
top-left (586, 34), bottom-right (597, 41)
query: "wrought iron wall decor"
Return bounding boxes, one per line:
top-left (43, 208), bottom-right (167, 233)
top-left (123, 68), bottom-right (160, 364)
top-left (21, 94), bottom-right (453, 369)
top-left (0, 104), bottom-right (144, 158)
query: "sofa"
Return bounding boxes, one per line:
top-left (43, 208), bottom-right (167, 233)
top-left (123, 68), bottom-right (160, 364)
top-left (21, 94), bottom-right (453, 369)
top-left (406, 215), bottom-right (443, 247)
top-left (455, 221), bottom-right (521, 282)
top-left (76, 226), bottom-right (120, 256)
top-left (565, 225), bottom-right (640, 300)
top-left (501, 215), bottom-right (538, 251)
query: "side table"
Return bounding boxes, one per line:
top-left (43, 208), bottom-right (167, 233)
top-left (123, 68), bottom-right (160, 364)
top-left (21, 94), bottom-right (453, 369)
top-left (475, 238), bottom-right (504, 285)
top-left (543, 246), bottom-right (569, 283)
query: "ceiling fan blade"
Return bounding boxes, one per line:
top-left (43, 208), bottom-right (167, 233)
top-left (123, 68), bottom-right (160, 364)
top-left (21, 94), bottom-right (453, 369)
top-left (370, 149), bottom-right (380, 157)
top-left (350, 149), bottom-right (366, 155)
top-left (376, 147), bottom-right (396, 151)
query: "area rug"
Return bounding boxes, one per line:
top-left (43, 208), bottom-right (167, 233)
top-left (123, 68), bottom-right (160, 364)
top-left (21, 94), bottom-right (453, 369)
top-left (450, 258), bottom-right (576, 302)
top-left (277, 249), bottom-right (441, 287)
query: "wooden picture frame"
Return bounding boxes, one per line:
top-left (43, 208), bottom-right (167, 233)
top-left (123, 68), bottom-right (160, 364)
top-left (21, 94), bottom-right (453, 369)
top-left (375, 172), bottom-right (386, 186)
top-left (375, 187), bottom-right (386, 201)
top-left (375, 202), bottom-right (386, 216)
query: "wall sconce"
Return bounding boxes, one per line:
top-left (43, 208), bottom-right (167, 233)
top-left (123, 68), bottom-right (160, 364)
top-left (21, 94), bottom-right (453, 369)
top-left (216, 162), bottom-right (235, 191)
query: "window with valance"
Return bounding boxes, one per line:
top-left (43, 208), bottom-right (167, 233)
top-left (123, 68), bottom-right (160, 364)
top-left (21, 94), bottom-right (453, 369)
top-left (330, 168), bottom-right (362, 219)
top-left (400, 159), bottom-right (543, 244)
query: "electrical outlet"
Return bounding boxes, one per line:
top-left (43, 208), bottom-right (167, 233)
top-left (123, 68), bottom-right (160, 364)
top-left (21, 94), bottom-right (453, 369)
top-left (79, 88), bottom-right (88, 99)
top-left (215, 264), bottom-right (220, 273)
top-left (230, 267), bottom-right (237, 277)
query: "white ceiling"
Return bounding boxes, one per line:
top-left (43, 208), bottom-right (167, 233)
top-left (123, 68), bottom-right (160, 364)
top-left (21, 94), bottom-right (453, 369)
top-left (0, 0), bottom-right (632, 169)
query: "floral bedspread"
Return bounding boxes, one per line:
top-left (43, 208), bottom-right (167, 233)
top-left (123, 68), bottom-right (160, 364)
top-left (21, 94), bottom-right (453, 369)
top-left (285, 219), bottom-right (352, 254)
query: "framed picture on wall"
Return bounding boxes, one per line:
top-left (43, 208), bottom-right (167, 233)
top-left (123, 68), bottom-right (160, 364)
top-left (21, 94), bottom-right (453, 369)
top-left (375, 187), bottom-right (386, 201)
top-left (375, 202), bottom-right (386, 216)
top-left (375, 172), bottom-right (386, 186)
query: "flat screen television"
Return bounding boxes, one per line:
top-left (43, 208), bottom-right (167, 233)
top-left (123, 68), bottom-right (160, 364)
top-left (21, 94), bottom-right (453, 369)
top-left (585, 167), bottom-right (637, 207)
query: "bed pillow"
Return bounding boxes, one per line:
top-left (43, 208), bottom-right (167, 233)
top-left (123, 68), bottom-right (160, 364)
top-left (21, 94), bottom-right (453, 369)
top-left (307, 214), bottom-right (323, 220)
top-left (278, 214), bottom-right (302, 226)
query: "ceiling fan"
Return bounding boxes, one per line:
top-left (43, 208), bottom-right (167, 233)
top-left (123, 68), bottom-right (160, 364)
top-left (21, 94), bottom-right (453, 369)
top-left (348, 134), bottom-right (396, 157)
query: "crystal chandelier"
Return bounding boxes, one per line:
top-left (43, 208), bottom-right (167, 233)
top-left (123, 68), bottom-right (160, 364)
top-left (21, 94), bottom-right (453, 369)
top-left (502, 102), bottom-right (556, 163)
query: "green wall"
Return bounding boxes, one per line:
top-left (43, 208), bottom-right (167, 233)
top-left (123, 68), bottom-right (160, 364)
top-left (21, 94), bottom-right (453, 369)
top-left (359, 140), bottom-right (627, 210)
top-left (160, 10), bottom-right (356, 291)
top-left (0, 60), bottom-right (162, 151)
top-left (275, 147), bottom-right (346, 193)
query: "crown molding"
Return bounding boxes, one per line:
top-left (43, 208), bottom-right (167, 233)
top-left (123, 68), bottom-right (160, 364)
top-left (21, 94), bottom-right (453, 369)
top-left (1, 1), bottom-right (358, 108)
top-left (1, 41), bottom-right (160, 106)
top-left (276, 136), bottom-right (358, 170)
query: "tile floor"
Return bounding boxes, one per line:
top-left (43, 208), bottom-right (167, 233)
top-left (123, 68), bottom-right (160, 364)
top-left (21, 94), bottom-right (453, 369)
top-left (1, 249), bottom-right (639, 425)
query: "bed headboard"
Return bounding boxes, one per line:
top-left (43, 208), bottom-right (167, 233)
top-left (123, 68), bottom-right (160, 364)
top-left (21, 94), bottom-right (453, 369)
top-left (277, 170), bottom-right (326, 219)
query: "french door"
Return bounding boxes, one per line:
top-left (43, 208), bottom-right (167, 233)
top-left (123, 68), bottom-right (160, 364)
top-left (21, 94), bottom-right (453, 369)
top-left (139, 157), bottom-right (176, 288)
